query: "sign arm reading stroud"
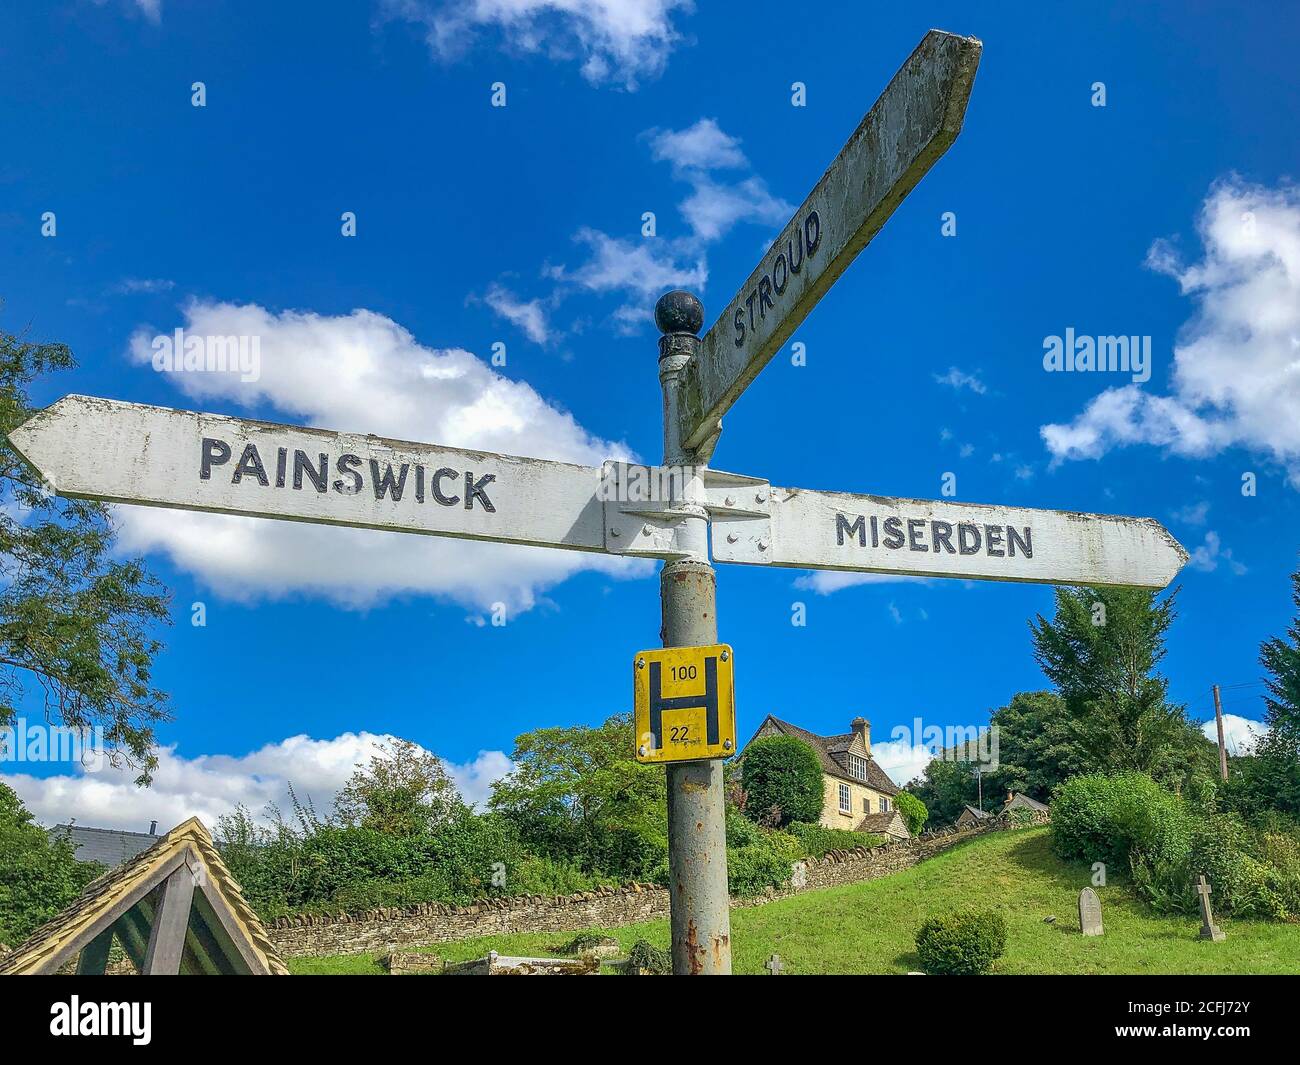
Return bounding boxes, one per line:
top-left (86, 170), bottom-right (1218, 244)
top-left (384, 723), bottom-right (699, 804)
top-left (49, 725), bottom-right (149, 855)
top-left (677, 29), bottom-right (982, 455)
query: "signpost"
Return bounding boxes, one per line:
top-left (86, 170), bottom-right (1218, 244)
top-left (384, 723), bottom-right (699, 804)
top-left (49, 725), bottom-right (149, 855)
top-left (6, 29), bottom-right (1189, 976)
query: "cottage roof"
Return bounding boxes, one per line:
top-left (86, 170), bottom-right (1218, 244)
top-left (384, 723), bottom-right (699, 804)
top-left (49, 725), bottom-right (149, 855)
top-left (747, 715), bottom-right (899, 796)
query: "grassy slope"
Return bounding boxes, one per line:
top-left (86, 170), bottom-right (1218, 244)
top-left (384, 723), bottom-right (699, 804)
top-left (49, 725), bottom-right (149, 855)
top-left (289, 827), bottom-right (1300, 974)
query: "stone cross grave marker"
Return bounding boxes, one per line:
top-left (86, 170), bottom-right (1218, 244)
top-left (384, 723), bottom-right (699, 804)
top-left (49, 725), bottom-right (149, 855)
top-left (1196, 875), bottom-right (1226, 941)
top-left (764, 954), bottom-right (785, 975)
top-left (1078, 886), bottom-right (1103, 936)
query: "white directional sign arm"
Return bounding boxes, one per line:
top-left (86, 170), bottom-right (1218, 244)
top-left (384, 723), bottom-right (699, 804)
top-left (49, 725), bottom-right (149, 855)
top-left (677, 30), bottom-right (982, 453)
top-left (9, 396), bottom-right (609, 553)
top-left (710, 485), bottom-right (1188, 589)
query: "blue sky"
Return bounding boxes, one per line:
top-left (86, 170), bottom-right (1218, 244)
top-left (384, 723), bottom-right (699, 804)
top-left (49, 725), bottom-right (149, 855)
top-left (3, 0), bottom-right (1299, 829)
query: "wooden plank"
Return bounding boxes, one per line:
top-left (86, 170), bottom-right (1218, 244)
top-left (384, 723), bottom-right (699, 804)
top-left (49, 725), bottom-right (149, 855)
top-left (678, 30), bottom-right (982, 452)
top-left (142, 867), bottom-right (195, 975)
top-left (9, 395), bottom-right (609, 553)
top-left (711, 487), bottom-right (1187, 588)
top-left (192, 878), bottom-right (264, 975)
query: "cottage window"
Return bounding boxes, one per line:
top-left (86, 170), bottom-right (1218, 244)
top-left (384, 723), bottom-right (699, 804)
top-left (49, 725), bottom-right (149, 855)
top-left (838, 783), bottom-right (851, 814)
top-left (881, 797), bottom-right (890, 812)
top-left (848, 754), bottom-right (868, 781)
top-left (862, 797), bottom-right (870, 813)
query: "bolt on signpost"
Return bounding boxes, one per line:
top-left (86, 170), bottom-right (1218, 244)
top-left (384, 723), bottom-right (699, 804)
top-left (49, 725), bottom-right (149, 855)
top-left (7, 31), bottom-right (1190, 977)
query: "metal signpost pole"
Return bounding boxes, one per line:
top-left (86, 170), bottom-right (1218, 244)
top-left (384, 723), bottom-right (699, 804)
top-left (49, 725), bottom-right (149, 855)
top-left (656, 291), bottom-right (732, 975)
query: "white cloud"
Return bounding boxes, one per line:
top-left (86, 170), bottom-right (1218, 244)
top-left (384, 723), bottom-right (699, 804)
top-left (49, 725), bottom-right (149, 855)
top-left (645, 118), bottom-right (747, 172)
top-left (792, 572), bottom-right (927, 595)
top-left (1187, 530), bottom-right (1246, 575)
top-left (120, 300), bottom-right (649, 610)
top-left (1172, 500), bottom-right (1211, 526)
top-left (887, 601), bottom-right (903, 624)
top-left (933, 366), bottom-right (987, 394)
top-left (870, 737), bottom-right (935, 787)
top-left (3, 731), bottom-right (514, 833)
top-left (481, 283), bottom-right (552, 344)
top-left (495, 118), bottom-right (789, 338)
top-left (1042, 178), bottom-right (1300, 485)
top-left (545, 226), bottom-right (707, 301)
top-left (111, 277), bottom-right (174, 295)
top-left (1199, 714), bottom-right (1264, 756)
top-left (380, 0), bottom-right (694, 89)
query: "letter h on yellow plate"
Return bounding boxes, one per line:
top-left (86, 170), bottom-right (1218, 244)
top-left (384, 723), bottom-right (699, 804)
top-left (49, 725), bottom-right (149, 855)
top-left (633, 644), bottom-right (736, 764)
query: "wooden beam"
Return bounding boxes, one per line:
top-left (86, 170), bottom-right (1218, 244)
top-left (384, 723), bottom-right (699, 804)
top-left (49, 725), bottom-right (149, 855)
top-left (142, 867), bottom-right (195, 975)
top-left (192, 880), bottom-right (263, 974)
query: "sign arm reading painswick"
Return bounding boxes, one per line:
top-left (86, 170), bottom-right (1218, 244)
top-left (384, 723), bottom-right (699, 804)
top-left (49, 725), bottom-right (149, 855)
top-left (8, 395), bottom-right (610, 554)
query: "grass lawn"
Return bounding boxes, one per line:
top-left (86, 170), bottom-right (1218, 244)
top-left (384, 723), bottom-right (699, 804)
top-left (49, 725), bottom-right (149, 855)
top-left (288, 826), bottom-right (1300, 974)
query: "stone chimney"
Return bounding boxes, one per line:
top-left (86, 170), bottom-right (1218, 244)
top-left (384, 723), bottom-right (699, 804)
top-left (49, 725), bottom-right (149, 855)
top-left (851, 717), bottom-right (871, 756)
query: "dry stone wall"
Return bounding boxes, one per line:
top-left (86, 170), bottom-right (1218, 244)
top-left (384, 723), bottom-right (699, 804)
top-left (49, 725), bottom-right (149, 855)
top-left (268, 811), bottom-right (1047, 957)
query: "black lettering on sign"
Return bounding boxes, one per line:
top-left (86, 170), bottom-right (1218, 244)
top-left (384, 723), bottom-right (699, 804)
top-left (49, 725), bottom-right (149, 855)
top-left (333, 454), bottom-right (363, 495)
top-left (730, 208), bottom-right (820, 349)
top-left (985, 524), bottom-right (1005, 557)
top-left (464, 472), bottom-right (496, 512)
top-left (232, 443), bottom-right (269, 486)
top-left (295, 451), bottom-right (328, 493)
top-left (200, 438), bottom-right (231, 480)
top-left (276, 447), bottom-right (288, 488)
top-left (370, 459), bottom-right (409, 502)
top-left (836, 513), bottom-right (866, 547)
top-left (906, 518), bottom-right (928, 552)
top-left (1007, 526), bottom-right (1032, 558)
top-left (432, 468), bottom-right (459, 507)
top-left (830, 511), bottom-right (1035, 563)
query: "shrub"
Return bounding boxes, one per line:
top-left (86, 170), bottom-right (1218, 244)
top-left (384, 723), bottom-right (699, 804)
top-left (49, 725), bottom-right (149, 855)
top-left (624, 939), bottom-right (671, 975)
top-left (739, 736), bottom-right (824, 827)
top-left (728, 827), bottom-right (795, 899)
top-left (787, 821), bottom-right (884, 858)
top-left (915, 909), bottom-right (1007, 975)
top-left (894, 791), bottom-right (929, 836)
top-left (1049, 772), bottom-right (1191, 869)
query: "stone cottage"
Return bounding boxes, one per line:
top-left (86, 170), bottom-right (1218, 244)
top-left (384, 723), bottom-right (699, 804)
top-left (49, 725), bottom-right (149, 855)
top-left (741, 715), bottom-right (908, 840)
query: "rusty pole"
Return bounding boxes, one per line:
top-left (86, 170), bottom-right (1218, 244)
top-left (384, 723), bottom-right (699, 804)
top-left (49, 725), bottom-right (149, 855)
top-left (655, 290), bottom-right (732, 975)
top-left (1213, 684), bottom-right (1228, 782)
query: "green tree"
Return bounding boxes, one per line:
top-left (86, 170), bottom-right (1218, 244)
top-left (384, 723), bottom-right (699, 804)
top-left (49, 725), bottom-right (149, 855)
top-left (335, 738), bottom-right (467, 836)
top-left (985, 690), bottom-right (1089, 801)
top-left (739, 735), bottom-right (823, 827)
top-left (1, 330), bottom-right (171, 781)
top-left (1030, 586), bottom-right (1207, 786)
top-left (1260, 562), bottom-right (1300, 740)
top-left (893, 789), bottom-right (928, 836)
top-left (906, 757), bottom-right (980, 827)
top-left (489, 713), bottom-right (667, 880)
top-left (0, 782), bottom-right (102, 944)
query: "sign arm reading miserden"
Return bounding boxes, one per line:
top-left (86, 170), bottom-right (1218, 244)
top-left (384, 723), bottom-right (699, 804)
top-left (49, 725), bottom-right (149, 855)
top-left (676, 29), bottom-right (983, 455)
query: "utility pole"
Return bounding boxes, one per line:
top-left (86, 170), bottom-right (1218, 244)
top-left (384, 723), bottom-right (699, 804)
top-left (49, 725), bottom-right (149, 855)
top-left (1213, 683), bottom-right (1229, 781)
top-left (655, 290), bottom-right (732, 976)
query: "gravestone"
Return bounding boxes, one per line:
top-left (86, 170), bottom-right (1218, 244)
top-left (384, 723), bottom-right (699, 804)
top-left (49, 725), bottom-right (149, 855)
top-left (764, 954), bottom-right (786, 975)
top-left (1196, 875), bottom-right (1226, 941)
top-left (1078, 887), bottom-right (1103, 936)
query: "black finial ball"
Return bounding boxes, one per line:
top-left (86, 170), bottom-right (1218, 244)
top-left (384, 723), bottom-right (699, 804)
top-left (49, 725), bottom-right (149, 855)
top-left (654, 290), bottom-right (704, 336)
